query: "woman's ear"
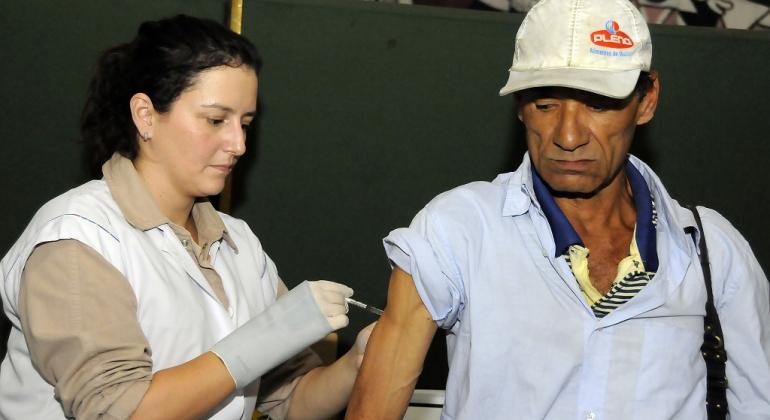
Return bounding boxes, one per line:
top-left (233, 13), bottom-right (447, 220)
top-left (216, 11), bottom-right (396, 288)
top-left (130, 93), bottom-right (155, 140)
top-left (635, 71), bottom-right (660, 126)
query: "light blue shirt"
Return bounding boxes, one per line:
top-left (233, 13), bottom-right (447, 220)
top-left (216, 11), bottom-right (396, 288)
top-left (384, 154), bottom-right (770, 420)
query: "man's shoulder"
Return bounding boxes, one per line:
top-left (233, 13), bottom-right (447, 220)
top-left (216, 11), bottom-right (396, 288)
top-left (687, 205), bottom-right (768, 311)
top-left (691, 206), bottom-right (752, 253)
top-left (424, 177), bottom-right (510, 216)
top-left (409, 175), bottom-right (521, 241)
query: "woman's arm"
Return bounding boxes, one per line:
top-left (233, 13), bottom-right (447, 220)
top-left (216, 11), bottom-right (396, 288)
top-left (129, 353), bottom-right (235, 419)
top-left (20, 240), bottom-right (353, 420)
top-left (284, 323), bottom-right (375, 419)
top-left (22, 240), bottom-right (241, 419)
top-left (20, 240), bottom-right (154, 419)
top-left (133, 281), bottom-right (355, 419)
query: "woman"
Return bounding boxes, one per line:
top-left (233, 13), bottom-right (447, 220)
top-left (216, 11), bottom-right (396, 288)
top-left (0, 15), bottom-right (372, 419)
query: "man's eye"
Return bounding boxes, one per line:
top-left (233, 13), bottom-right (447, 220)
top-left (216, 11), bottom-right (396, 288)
top-left (588, 105), bottom-right (606, 112)
top-left (535, 103), bottom-right (554, 111)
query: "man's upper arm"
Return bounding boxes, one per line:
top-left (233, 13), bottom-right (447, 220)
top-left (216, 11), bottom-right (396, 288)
top-left (382, 266), bottom-right (437, 334)
top-left (346, 266), bottom-right (438, 419)
top-left (699, 209), bottom-right (770, 417)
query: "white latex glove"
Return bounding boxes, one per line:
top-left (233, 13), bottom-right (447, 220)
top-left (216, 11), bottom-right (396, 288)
top-left (308, 280), bottom-right (354, 330)
top-left (353, 322), bottom-right (377, 368)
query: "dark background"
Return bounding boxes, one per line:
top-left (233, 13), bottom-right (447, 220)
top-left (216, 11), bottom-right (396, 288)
top-left (2, 0), bottom-right (770, 389)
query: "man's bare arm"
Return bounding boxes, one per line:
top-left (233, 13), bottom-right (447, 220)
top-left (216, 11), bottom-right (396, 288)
top-left (345, 267), bottom-right (438, 419)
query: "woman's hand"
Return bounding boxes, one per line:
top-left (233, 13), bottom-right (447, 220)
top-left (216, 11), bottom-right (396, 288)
top-left (353, 322), bottom-right (377, 369)
top-left (308, 280), bottom-right (354, 330)
top-left (284, 321), bottom-right (378, 419)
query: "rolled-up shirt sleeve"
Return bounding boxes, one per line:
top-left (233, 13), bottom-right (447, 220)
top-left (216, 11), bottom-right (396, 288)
top-left (384, 206), bottom-right (466, 329)
top-left (18, 239), bottom-right (152, 419)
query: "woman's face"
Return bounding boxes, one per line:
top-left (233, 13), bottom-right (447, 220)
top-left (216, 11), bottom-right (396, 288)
top-left (139, 65), bottom-right (258, 199)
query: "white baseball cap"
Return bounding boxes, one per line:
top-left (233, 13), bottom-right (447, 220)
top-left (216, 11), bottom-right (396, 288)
top-left (499, 0), bottom-right (652, 99)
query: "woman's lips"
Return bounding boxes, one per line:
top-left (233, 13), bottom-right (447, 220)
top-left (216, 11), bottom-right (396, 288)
top-left (210, 164), bottom-right (233, 173)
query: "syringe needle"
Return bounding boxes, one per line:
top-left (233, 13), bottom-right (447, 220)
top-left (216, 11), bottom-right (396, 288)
top-left (345, 297), bottom-right (384, 316)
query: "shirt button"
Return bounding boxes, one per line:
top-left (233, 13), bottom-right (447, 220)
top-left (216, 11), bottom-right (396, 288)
top-left (227, 307), bottom-right (235, 319)
top-left (586, 411), bottom-right (596, 420)
top-left (181, 239), bottom-right (190, 248)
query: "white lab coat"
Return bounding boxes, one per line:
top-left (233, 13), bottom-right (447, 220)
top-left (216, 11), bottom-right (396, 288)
top-left (0, 179), bottom-right (279, 419)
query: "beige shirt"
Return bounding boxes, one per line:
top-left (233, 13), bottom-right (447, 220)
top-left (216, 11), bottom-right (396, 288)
top-left (18, 155), bottom-right (319, 419)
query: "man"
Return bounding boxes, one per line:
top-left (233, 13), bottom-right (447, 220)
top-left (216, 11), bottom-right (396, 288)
top-left (346, 0), bottom-right (770, 418)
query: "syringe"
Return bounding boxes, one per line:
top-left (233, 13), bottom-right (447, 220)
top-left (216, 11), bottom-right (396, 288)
top-left (345, 297), bottom-right (384, 316)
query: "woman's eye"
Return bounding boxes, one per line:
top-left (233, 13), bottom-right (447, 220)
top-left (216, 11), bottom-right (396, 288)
top-left (207, 118), bottom-right (225, 126)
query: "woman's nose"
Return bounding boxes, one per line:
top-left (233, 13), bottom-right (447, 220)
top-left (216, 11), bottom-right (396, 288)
top-left (225, 121), bottom-right (247, 156)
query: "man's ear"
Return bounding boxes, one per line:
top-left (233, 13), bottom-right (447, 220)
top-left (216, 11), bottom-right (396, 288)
top-left (130, 93), bottom-right (155, 138)
top-left (515, 94), bottom-right (524, 122)
top-left (635, 71), bottom-right (660, 126)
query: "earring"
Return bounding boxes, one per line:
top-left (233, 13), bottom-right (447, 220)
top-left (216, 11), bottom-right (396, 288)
top-left (142, 132), bottom-right (151, 142)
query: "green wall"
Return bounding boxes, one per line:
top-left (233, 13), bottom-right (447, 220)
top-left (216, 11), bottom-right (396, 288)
top-left (2, 0), bottom-right (770, 389)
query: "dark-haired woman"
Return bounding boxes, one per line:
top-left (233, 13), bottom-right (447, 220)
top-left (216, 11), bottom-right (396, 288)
top-left (0, 15), bottom-right (372, 420)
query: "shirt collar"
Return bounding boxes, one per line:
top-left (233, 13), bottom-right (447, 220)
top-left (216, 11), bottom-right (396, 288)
top-left (500, 155), bottom-right (536, 217)
top-left (530, 159), bottom-right (658, 271)
top-left (102, 153), bottom-right (237, 250)
top-left (627, 160), bottom-right (658, 272)
top-left (531, 167), bottom-right (583, 256)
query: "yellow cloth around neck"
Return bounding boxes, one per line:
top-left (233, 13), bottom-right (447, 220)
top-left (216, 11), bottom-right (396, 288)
top-left (570, 226), bottom-right (646, 306)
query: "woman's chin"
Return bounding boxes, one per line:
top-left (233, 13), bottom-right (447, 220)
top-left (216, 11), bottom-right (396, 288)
top-left (196, 180), bottom-right (227, 198)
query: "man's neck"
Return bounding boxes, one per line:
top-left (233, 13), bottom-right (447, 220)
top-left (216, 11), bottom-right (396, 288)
top-left (554, 169), bottom-right (637, 293)
top-left (554, 170), bottom-right (636, 239)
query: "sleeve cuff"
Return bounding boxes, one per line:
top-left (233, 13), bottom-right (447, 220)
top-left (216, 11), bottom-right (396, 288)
top-left (104, 379), bottom-right (152, 420)
top-left (384, 227), bottom-right (462, 328)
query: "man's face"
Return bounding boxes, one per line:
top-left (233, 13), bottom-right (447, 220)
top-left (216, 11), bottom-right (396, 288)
top-left (518, 80), bottom-right (658, 196)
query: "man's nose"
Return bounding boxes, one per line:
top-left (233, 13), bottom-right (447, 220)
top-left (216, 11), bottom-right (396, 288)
top-left (553, 102), bottom-right (589, 151)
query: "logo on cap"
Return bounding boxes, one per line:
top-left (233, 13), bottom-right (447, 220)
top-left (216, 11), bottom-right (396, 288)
top-left (591, 20), bottom-right (634, 49)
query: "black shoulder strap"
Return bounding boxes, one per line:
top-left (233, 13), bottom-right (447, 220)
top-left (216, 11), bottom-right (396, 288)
top-left (686, 204), bottom-right (729, 419)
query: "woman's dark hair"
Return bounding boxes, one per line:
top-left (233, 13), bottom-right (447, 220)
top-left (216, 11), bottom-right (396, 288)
top-left (81, 14), bottom-right (261, 176)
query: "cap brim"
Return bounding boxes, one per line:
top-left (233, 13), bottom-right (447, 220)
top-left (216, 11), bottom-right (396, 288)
top-left (499, 67), bottom-right (641, 99)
